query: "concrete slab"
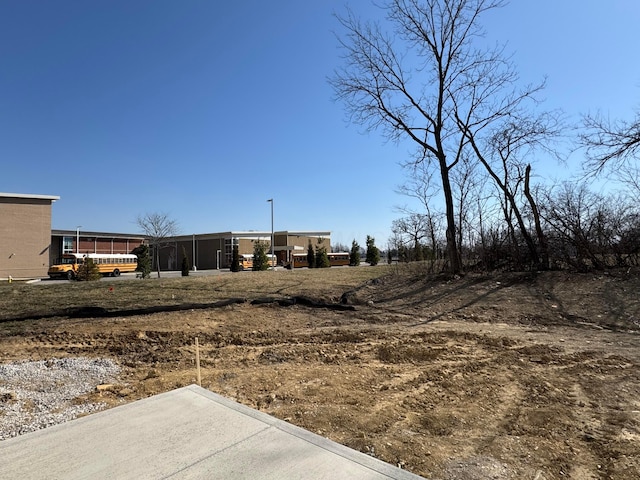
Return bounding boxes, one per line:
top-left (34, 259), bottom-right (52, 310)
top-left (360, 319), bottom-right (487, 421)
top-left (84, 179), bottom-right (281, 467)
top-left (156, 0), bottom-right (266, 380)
top-left (0, 384), bottom-right (425, 479)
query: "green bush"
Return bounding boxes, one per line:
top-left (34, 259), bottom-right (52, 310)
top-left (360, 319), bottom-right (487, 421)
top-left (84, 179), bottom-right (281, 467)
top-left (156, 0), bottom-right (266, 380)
top-left (307, 241), bottom-right (315, 268)
top-left (76, 258), bottom-right (102, 281)
top-left (231, 244), bottom-right (240, 272)
top-left (350, 240), bottom-right (361, 266)
top-left (133, 244), bottom-right (152, 279)
top-left (315, 246), bottom-right (330, 268)
top-left (366, 235), bottom-right (380, 266)
top-left (252, 241), bottom-right (269, 271)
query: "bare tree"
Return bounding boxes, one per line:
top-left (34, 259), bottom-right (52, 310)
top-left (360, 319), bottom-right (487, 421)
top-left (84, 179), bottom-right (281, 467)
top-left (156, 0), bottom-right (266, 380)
top-left (331, 0), bottom-right (544, 274)
top-left (475, 200), bottom-right (505, 269)
top-left (331, 242), bottom-right (351, 253)
top-left (451, 152), bottom-right (482, 266)
top-left (462, 113), bottom-right (563, 269)
top-left (136, 212), bottom-right (179, 277)
top-left (539, 183), bottom-right (608, 271)
top-left (581, 108), bottom-right (640, 175)
top-left (617, 163), bottom-right (640, 203)
top-left (391, 214), bottom-right (428, 261)
top-left (396, 161), bottom-right (445, 268)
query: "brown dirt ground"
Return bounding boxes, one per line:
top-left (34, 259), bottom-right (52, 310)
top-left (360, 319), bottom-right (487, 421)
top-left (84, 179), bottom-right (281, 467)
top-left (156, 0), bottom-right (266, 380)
top-left (1, 267), bottom-right (640, 479)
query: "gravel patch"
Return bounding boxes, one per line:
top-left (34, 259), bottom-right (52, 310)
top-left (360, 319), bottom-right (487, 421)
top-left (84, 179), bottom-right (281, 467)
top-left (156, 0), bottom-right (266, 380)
top-left (0, 357), bottom-right (120, 440)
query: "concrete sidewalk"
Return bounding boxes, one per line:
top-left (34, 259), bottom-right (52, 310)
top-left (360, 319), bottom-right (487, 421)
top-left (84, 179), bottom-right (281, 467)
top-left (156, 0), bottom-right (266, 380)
top-left (1, 384), bottom-right (425, 479)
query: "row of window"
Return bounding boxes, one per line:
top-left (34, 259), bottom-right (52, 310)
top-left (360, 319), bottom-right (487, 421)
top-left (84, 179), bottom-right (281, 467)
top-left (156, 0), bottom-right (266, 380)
top-left (90, 257), bottom-right (137, 265)
top-left (61, 236), bottom-right (135, 255)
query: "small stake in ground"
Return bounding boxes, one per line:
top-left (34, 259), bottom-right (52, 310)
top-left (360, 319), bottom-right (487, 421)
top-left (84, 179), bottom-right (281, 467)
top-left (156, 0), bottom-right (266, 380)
top-left (195, 337), bottom-right (202, 387)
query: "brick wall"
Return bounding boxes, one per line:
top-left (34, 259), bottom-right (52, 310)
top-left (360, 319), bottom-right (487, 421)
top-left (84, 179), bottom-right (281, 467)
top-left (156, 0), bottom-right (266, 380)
top-left (0, 197), bottom-right (54, 279)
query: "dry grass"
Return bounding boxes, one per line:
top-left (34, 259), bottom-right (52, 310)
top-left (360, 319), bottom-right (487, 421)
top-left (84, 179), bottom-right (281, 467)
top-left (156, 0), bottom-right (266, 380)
top-left (0, 266), bottom-right (392, 321)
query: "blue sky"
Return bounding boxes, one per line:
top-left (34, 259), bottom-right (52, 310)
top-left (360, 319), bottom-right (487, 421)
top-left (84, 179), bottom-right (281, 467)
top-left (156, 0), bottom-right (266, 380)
top-left (1, 1), bottom-right (639, 248)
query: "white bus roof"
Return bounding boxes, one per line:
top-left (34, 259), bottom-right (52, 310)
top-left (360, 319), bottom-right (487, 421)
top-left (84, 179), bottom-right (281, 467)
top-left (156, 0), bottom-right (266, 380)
top-left (65, 253), bottom-right (137, 258)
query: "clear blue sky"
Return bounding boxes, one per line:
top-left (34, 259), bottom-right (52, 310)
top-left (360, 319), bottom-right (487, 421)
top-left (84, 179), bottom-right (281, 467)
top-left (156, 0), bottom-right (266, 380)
top-left (2, 1), bottom-right (639, 248)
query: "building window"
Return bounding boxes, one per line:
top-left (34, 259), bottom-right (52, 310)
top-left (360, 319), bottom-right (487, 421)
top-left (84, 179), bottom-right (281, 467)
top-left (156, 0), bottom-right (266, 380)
top-left (63, 236), bottom-right (74, 254)
top-left (224, 237), bottom-right (239, 266)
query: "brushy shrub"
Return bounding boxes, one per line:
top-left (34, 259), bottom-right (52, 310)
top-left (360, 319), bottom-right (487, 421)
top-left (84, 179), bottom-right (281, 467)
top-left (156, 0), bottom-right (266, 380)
top-left (76, 258), bottom-right (102, 281)
top-left (133, 244), bottom-right (152, 279)
top-left (252, 241), bottom-right (269, 271)
top-left (231, 244), bottom-right (240, 272)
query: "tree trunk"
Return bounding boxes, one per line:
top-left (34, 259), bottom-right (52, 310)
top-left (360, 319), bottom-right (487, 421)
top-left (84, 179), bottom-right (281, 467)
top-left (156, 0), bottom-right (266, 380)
top-left (440, 158), bottom-right (462, 274)
top-left (155, 244), bottom-right (162, 278)
top-left (467, 136), bottom-right (540, 269)
top-left (505, 188), bottom-right (540, 268)
top-left (524, 164), bottom-right (549, 270)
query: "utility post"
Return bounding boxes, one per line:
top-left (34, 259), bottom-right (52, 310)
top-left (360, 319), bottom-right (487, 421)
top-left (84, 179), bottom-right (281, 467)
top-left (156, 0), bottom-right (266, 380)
top-left (267, 198), bottom-right (274, 269)
top-left (76, 226), bottom-right (82, 254)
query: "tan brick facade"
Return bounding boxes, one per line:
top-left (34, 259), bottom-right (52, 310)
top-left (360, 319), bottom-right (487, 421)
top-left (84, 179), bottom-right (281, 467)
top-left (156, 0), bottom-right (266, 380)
top-left (158, 231), bottom-right (331, 270)
top-left (1, 193), bottom-right (59, 279)
top-left (0, 192), bottom-right (330, 277)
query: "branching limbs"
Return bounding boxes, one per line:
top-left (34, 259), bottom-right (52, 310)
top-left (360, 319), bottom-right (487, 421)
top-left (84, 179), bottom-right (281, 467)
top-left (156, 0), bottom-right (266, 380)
top-left (136, 212), bottom-right (180, 278)
top-left (580, 109), bottom-right (640, 176)
top-left (331, 0), bottom-right (509, 273)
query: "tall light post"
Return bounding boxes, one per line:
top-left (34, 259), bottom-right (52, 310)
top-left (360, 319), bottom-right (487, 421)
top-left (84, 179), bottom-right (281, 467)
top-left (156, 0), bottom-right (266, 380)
top-left (192, 234), bottom-right (197, 271)
top-left (267, 198), bottom-right (274, 269)
top-left (76, 226), bottom-right (82, 254)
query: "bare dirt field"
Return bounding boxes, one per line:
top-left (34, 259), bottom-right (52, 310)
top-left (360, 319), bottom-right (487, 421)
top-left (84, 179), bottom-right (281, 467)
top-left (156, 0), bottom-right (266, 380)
top-left (1, 266), bottom-right (639, 479)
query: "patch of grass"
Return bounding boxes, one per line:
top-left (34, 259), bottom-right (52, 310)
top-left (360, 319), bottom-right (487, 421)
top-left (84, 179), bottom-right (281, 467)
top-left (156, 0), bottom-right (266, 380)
top-left (0, 267), bottom-right (391, 321)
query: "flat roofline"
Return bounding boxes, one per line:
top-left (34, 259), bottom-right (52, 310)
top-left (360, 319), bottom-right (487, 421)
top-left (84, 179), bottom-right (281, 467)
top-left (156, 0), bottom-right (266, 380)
top-left (50, 230), bottom-right (331, 241)
top-left (167, 231), bottom-right (332, 242)
top-left (0, 192), bottom-right (60, 201)
top-left (52, 229), bottom-right (146, 239)
top-left (282, 231), bottom-right (331, 237)
top-left (228, 231), bottom-right (331, 236)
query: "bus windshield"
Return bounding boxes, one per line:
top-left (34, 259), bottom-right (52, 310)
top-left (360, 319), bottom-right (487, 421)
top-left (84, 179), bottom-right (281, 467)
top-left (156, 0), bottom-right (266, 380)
top-left (60, 256), bottom-right (80, 265)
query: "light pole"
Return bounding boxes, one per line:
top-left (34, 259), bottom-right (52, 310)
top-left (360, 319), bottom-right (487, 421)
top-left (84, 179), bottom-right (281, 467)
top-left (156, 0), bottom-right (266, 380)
top-left (76, 226), bottom-right (82, 254)
top-left (267, 198), bottom-right (274, 269)
top-left (192, 234), bottom-right (197, 271)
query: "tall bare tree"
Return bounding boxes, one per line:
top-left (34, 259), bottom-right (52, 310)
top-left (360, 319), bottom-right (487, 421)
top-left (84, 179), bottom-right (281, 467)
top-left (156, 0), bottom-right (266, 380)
top-left (461, 113), bottom-right (563, 269)
top-left (136, 212), bottom-right (179, 278)
top-left (331, 0), bottom-right (544, 274)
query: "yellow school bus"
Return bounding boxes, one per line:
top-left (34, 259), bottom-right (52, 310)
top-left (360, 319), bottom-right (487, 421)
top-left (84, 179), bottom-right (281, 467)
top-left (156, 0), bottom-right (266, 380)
top-left (239, 254), bottom-right (277, 271)
top-left (48, 253), bottom-right (138, 280)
